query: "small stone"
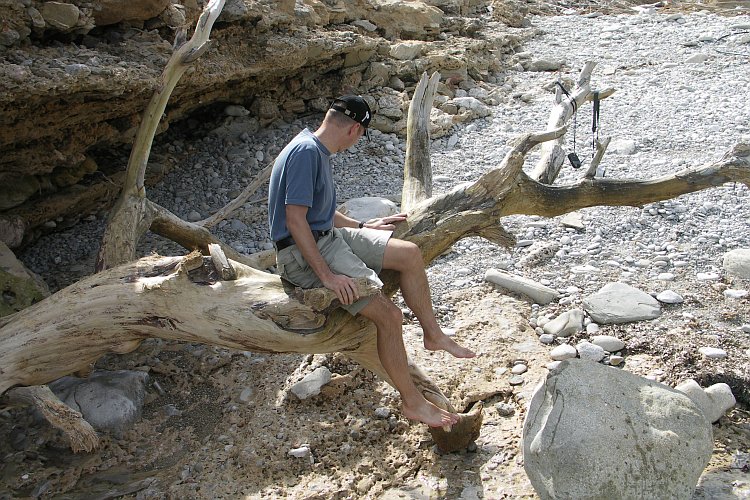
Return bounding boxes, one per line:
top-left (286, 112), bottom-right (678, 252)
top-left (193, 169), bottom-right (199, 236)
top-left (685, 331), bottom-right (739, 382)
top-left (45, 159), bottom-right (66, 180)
top-left (496, 402), bottom-right (515, 416)
top-left (374, 407), bottom-right (391, 419)
top-left (723, 289), bottom-right (748, 299)
top-left (591, 335), bottom-right (626, 352)
top-left (696, 272), bottom-right (720, 281)
top-left (539, 334), bottom-right (555, 344)
top-left (656, 290), bottom-right (684, 304)
top-left (288, 445), bottom-right (311, 458)
top-left (576, 341), bottom-right (606, 362)
top-left (609, 355), bottom-right (624, 366)
top-left (685, 53), bottom-right (709, 64)
top-left (698, 347), bottom-right (727, 359)
top-left (64, 64), bottom-right (91, 77)
top-left (550, 344), bottom-right (577, 361)
top-left (239, 387), bottom-right (253, 402)
top-left (511, 364), bottom-right (528, 375)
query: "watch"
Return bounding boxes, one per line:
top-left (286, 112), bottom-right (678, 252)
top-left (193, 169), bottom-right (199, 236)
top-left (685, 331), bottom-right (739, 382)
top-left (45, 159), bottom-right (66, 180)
top-left (358, 221), bottom-right (365, 229)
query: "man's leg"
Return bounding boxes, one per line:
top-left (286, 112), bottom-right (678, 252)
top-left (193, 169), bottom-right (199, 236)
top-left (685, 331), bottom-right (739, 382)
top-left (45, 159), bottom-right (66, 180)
top-left (358, 294), bottom-right (459, 428)
top-left (382, 238), bottom-right (475, 358)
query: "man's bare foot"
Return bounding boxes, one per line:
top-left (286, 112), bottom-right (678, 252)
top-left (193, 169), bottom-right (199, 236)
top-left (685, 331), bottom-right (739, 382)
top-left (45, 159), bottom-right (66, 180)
top-left (402, 399), bottom-right (460, 428)
top-left (424, 332), bottom-right (476, 358)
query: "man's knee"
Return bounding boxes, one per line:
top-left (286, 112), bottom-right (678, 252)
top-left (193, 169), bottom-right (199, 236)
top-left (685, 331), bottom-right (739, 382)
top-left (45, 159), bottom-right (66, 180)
top-left (387, 238), bottom-right (423, 270)
top-left (363, 294), bottom-right (403, 326)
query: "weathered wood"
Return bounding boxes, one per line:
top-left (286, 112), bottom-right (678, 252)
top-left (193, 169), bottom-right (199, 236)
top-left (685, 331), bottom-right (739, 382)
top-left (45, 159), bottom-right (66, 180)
top-left (402, 72), bottom-right (440, 211)
top-left (208, 243), bottom-right (236, 280)
top-left (584, 137), bottom-right (612, 179)
top-left (531, 62), bottom-right (615, 184)
top-left (4, 385), bottom-right (98, 453)
top-left (96, 0), bottom-right (227, 271)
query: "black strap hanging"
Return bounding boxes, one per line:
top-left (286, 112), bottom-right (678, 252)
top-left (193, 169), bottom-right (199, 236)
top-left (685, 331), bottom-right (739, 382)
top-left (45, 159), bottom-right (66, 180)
top-left (591, 91), bottom-right (600, 156)
top-left (556, 81), bottom-right (581, 169)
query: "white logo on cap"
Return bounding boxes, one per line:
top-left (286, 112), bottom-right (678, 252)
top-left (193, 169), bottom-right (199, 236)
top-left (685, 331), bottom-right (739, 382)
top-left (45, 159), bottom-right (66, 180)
top-left (364, 111), bottom-right (370, 121)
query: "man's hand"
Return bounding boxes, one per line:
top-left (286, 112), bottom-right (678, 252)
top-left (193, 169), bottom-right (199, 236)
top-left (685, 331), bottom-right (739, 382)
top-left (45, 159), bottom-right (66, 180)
top-left (365, 212), bottom-right (407, 231)
top-left (322, 274), bottom-right (360, 305)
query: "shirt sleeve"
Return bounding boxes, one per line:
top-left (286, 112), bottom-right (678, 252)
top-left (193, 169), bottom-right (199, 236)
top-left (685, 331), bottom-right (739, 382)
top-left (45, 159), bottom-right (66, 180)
top-left (283, 146), bottom-right (318, 207)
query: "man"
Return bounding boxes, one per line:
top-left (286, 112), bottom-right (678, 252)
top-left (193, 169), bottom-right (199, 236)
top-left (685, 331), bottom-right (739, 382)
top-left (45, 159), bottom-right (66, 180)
top-left (268, 95), bottom-right (475, 428)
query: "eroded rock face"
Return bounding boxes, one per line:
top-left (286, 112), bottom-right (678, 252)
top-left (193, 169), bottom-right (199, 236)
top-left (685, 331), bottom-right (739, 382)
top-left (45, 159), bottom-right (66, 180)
top-left (0, 0), bottom-right (521, 246)
top-left (91, 0), bottom-right (171, 26)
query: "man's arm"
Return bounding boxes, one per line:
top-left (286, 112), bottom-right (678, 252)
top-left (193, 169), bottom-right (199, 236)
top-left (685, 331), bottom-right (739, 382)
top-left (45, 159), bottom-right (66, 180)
top-left (286, 204), bottom-right (359, 305)
top-left (334, 211), bottom-right (408, 230)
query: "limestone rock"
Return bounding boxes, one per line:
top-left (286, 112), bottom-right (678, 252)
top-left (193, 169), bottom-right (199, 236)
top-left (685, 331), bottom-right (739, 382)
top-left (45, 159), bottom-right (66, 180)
top-left (49, 370), bottom-right (150, 435)
top-left (290, 366), bottom-right (332, 400)
top-left (91, 0), bottom-right (170, 26)
top-left (723, 248), bottom-right (750, 278)
top-left (0, 242), bottom-right (50, 317)
top-left (583, 282), bottom-right (661, 324)
top-left (390, 41), bottom-right (424, 61)
top-left (542, 309), bottom-right (584, 337)
top-left (523, 359), bottom-right (713, 500)
top-left (591, 335), bottom-right (626, 352)
top-left (675, 379), bottom-right (736, 423)
top-left (485, 269), bottom-right (560, 305)
top-left (338, 197), bottom-right (399, 222)
top-left (40, 2), bottom-right (80, 31)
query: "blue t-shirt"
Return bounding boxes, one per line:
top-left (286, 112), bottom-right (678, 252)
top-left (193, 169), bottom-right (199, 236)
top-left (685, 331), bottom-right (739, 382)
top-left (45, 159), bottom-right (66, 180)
top-left (268, 129), bottom-right (336, 241)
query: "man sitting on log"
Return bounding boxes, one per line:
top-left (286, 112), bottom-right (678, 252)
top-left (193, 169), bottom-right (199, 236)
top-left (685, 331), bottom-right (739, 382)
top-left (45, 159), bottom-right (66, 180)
top-left (268, 95), bottom-right (475, 428)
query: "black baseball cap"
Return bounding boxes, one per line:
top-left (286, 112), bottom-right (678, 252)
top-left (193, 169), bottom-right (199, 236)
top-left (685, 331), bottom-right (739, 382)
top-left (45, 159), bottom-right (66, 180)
top-left (330, 95), bottom-right (372, 128)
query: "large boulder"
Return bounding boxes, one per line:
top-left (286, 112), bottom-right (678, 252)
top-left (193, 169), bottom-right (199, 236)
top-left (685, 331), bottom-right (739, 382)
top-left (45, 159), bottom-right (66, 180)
top-left (723, 248), bottom-right (750, 278)
top-left (338, 197), bottom-right (399, 222)
top-left (583, 282), bottom-right (661, 324)
top-left (49, 370), bottom-right (150, 436)
top-left (0, 241), bottom-right (50, 317)
top-left (523, 359), bottom-right (713, 500)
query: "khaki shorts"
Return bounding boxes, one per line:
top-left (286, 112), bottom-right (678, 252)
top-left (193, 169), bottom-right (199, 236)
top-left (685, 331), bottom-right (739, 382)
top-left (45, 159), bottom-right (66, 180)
top-left (276, 227), bottom-right (392, 315)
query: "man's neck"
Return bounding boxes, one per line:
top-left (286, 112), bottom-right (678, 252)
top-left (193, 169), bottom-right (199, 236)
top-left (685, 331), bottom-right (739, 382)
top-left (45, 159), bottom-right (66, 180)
top-left (314, 125), bottom-right (343, 154)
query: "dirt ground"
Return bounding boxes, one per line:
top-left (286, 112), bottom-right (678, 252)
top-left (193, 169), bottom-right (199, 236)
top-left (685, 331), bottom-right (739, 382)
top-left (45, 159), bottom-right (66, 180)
top-left (1, 281), bottom-right (748, 499)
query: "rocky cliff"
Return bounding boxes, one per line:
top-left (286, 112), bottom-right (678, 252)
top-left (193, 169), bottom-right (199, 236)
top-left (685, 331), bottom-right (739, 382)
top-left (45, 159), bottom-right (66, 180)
top-left (0, 0), bottom-right (526, 248)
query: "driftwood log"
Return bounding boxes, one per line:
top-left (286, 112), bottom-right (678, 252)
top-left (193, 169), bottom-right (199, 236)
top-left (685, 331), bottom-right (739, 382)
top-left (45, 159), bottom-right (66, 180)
top-left (2, 0), bottom-right (750, 454)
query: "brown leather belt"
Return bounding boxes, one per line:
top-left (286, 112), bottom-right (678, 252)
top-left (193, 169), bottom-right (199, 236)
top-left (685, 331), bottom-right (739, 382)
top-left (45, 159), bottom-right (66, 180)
top-left (274, 229), bottom-right (331, 251)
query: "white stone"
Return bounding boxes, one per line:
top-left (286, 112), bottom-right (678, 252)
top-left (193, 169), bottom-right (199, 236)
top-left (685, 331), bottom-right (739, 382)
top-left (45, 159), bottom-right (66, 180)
top-left (543, 309), bottom-right (585, 337)
top-left (289, 445), bottom-right (311, 458)
top-left (550, 344), bottom-right (577, 361)
top-left (290, 367), bottom-right (332, 400)
top-left (576, 341), bottom-right (606, 362)
top-left (724, 289), bottom-right (748, 299)
top-left (609, 139), bottom-right (637, 155)
top-left (338, 197), bottom-right (399, 222)
top-left (591, 335), bottom-right (626, 352)
top-left (675, 379), bottom-right (736, 423)
top-left (723, 249), bottom-right (750, 278)
top-left (485, 268), bottom-right (560, 304)
top-left (224, 105), bottom-right (250, 117)
top-left (560, 212), bottom-right (585, 230)
top-left (685, 53), bottom-right (710, 64)
top-left (696, 272), bottom-right (720, 281)
top-left (583, 282), bottom-right (661, 324)
top-left (390, 41), bottom-right (423, 60)
top-left (609, 355), bottom-right (624, 366)
top-left (523, 360), bottom-right (713, 500)
top-left (698, 347), bottom-right (727, 359)
top-left (656, 290), bottom-right (684, 304)
top-left (539, 334), bottom-right (555, 344)
top-left (512, 364), bottom-right (528, 375)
